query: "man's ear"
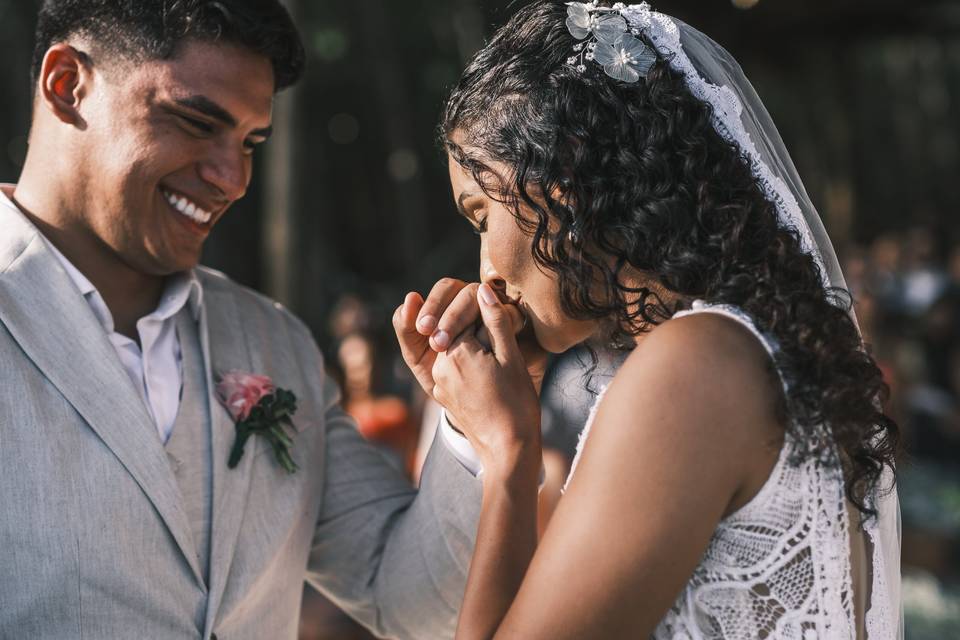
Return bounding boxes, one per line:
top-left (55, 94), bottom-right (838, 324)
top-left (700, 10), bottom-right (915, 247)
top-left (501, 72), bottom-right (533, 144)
top-left (38, 44), bottom-right (92, 128)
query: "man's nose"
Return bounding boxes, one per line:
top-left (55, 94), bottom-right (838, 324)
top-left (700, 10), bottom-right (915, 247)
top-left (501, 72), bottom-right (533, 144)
top-left (198, 142), bottom-right (250, 203)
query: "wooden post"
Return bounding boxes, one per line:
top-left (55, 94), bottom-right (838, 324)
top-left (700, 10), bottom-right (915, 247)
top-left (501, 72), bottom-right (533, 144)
top-left (261, 0), bottom-right (301, 307)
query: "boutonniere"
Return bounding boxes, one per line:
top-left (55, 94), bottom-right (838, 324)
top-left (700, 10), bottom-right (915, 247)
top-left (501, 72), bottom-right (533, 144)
top-left (216, 371), bottom-right (299, 473)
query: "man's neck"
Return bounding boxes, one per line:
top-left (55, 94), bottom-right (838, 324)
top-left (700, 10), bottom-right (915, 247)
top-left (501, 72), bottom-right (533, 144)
top-left (5, 183), bottom-right (165, 341)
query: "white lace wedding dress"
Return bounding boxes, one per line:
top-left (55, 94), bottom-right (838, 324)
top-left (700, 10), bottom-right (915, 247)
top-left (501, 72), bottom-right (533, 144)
top-left (565, 301), bottom-right (897, 639)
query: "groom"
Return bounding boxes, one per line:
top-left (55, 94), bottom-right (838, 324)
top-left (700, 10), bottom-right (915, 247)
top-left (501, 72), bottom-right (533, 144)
top-left (0, 2), bottom-right (482, 639)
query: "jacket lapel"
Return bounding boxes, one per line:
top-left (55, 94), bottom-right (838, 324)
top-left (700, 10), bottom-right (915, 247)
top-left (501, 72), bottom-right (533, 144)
top-left (0, 203), bottom-right (204, 586)
top-left (199, 279), bottom-right (260, 634)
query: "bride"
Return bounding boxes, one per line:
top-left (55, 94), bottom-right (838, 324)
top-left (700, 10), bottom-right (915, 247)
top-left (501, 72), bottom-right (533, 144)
top-left (393, 1), bottom-right (902, 637)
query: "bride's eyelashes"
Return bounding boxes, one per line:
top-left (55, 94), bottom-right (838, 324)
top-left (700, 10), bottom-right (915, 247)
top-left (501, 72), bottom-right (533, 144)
top-left (470, 214), bottom-right (488, 236)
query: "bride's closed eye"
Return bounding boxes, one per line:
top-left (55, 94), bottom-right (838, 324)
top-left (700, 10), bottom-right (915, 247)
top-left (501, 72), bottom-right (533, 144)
top-left (456, 190), bottom-right (488, 235)
top-left (471, 215), bottom-right (488, 236)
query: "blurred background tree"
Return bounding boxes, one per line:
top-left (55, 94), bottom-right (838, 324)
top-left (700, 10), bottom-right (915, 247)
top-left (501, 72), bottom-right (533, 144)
top-left (3, 1), bottom-right (959, 637)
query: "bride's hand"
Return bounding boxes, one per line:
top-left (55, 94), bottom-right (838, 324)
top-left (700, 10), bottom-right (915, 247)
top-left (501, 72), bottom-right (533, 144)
top-left (393, 278), bottom-right (544, 402)
top-left (431, 284), bottom-right (542, 473)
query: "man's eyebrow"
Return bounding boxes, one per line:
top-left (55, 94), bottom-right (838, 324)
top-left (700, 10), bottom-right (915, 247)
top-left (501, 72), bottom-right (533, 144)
top-left (173, 95), bottom-right (273, 138)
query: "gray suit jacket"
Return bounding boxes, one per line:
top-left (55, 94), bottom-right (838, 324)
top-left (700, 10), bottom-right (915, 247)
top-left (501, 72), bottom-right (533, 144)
top-left (0, 202), bottom-right (481, 639)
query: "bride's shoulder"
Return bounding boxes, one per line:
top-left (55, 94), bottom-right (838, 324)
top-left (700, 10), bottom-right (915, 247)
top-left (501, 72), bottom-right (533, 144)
top-left (601, 310), bottom-right (782, 439)
top-left (624, 311), bottom-right (773, 385)
top-left (569, 310), bottom-right (785, 518)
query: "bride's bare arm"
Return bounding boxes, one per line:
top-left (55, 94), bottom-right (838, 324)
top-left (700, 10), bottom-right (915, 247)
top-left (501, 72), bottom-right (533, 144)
top-left (450, 311), bottom-right (783, 639)
top-left (455, 447), bottom-right (541, 640)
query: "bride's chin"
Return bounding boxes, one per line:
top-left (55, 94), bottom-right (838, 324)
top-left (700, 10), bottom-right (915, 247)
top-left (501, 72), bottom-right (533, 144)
top-left (532, 324), bottom-right (584, 355)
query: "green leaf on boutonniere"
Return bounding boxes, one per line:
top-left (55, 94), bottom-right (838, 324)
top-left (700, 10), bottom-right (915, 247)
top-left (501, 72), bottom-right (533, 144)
top-left (226, 389), bottom-right (300, 474)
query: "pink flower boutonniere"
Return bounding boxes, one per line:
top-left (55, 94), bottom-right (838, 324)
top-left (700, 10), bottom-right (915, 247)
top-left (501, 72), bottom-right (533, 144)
top-left (216, 371), bottom-right (299, 473)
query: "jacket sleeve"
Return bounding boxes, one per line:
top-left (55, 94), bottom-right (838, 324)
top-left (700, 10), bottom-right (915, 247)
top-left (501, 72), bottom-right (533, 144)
top-left (305, 357), bottom-right (482, 639)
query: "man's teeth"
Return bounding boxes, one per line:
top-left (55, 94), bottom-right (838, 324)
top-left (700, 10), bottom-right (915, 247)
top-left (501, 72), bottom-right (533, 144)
top-left (163, 190), bottom-right (212, 225)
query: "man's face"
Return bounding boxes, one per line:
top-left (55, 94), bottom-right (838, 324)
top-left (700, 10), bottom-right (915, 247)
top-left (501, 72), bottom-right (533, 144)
top-left (74, 39), bottom-right (275, 275)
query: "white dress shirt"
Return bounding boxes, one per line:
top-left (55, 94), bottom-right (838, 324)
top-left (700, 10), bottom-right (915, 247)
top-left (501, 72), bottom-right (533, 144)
top-left (45, 239), bottom-right (202, 444)
top-left (438, 412), bottom-right (483, 476)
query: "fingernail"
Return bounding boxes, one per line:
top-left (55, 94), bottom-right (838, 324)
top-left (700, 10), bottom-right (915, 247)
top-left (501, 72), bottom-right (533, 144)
top-left (478, 284), bottom-right (498, 306)
top-left (418, 315), bottom-right (436, 331)
top-left (433, 330), bottom-right (450, 349)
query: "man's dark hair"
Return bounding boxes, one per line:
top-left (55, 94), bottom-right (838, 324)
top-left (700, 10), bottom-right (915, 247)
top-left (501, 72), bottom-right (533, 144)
top-left (31, 0), bottom-right (305, 91)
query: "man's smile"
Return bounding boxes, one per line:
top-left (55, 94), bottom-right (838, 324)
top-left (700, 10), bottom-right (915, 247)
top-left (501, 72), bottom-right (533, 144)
top-left (161, 187), bottom-right (214, 225)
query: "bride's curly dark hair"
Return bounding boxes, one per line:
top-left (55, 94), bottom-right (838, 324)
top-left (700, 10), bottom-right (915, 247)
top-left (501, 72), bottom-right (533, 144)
top-left (440, 0), bottom-right (898, 517)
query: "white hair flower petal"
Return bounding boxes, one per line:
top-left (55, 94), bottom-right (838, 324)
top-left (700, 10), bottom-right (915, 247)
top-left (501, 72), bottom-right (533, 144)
top-left (593, 34), bottom-right (657, 83)
top-left (566, 2), bottom-right (626, 43)
top-left (565, 2), bottom-right (657, 83)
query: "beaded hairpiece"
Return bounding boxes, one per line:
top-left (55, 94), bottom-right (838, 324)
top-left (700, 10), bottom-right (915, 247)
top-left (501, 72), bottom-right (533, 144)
top-left (565, 1), bottom-right (656, 83)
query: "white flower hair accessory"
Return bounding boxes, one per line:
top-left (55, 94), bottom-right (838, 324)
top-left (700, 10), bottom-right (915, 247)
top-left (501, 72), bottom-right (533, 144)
top-left (565, 1), bottom-right (656, 83)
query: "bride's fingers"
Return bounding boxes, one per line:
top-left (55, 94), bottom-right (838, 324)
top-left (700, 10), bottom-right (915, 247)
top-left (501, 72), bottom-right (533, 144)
top-left (416, 278), bottom-right (469, 337)
top-left (393, 295), bottom-right (426, 363)
top-left (393, 292), bottom-right (436, 392)
top-left (402, 291), bottom-right (424, 324)
top-left (431, 333), bottom-right (485, 406)
top-left (503, 303), bottom-right (526, 335)
top-left (475, 304), bottom-right (525, 351)
top-left (445, 325), bottom-right (484, 357)
top-left (477, 283), bottom-right (521, 366)
top-left (393, 292), bottom-right (424, 341)
top-left (432, 283), bottom-right (480, 352)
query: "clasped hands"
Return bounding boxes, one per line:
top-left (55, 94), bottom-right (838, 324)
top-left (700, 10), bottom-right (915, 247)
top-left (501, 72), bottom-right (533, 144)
top-left (393, 279), bottom-right (546, 473)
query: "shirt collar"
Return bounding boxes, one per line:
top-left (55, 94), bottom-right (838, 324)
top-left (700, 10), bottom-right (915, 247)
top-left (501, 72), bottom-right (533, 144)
top-left (162, 271), bottom-right (204, 322)
top-left (0, 188), bottom-right (204, 330)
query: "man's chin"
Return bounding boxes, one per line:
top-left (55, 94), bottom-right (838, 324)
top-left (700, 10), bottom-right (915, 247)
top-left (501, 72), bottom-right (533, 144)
top-left (166, 257), bottom-right (201, 275)
top-left (140, 252), bottom-right (202, 277)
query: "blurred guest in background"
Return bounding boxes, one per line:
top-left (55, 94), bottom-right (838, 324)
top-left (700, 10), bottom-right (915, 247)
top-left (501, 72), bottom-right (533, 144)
top-left (337, 331), bottom-right (417, 473)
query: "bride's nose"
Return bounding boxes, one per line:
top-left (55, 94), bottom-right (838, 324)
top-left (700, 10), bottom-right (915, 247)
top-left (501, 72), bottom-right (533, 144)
top-left (479, 243), bottom-right (507, 295)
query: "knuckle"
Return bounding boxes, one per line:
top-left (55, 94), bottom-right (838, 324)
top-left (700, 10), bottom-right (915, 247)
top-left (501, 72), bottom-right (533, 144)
top-left (450, 286), bottom-right (477, 310)
top-left (437, 277), bottom-right (460, 290)
top-left (485, 314), bottom-right (506, 330)
top-left (440, 312), bottom-right (472, 334)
